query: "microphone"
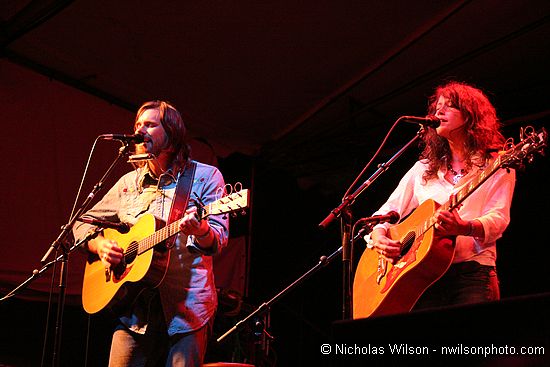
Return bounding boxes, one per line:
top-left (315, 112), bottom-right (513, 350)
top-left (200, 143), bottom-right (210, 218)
top-left (99, 134), bottom-right (144, 144)
top-left (353, 211), bottom-right (400, 242)
top-left (357, 211), bottom-right (400, 225)
top-left (400, 115), bottom-right (440, 128)
top-left (78, 217), bottom-right (131, 234)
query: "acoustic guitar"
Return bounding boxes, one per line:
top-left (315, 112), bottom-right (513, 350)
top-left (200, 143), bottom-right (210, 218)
top-left (82, 189), bottom-right (249, 314)
top-left (353, 127), bottom-right (546, 319)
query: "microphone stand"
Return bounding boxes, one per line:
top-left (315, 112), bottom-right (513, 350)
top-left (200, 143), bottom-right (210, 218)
top-left (216, 127), bottom-right (427, 360)
top-left (318, 127), bottom-right (425, 320)
top-left (2, 142), bottom-right (133, 367)
top-left (216, 246), bottom-right (342, 347)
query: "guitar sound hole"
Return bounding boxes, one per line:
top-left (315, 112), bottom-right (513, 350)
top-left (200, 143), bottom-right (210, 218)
top-left (400, 232), bottom-right (416, 257)
top-left (125, 242), bottom-right (139, 264)
top-left (112, 241), bottom-right (138, 278)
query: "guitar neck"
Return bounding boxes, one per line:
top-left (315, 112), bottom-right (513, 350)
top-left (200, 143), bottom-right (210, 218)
top-left (137, 221), bottom-right (181, 255)
top-left (135, 189), bottom-right (249, 256)
top-left (136, 208), bottom-right (214, 256)
top-left (416, 154), bottom-right (507, 238)
top-left (445, 154), bottom-right (505, 212)
top-left (413, 126), bottom-right (547, 239)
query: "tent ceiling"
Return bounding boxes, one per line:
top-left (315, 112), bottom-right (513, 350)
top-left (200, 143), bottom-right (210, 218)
top-left (3, 0), bottom-right (549, 193)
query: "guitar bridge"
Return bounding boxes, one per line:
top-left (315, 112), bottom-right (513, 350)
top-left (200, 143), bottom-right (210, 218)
top-left (376, 256), bottom-right (387, 284)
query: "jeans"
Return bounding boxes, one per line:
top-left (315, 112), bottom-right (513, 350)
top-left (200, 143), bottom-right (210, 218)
top-left (108, 319), bottom-right (211, 367)
top-left (413, 261), bottom-right (500, 311)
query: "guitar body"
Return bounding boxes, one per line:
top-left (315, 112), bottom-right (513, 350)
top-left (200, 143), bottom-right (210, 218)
top-left (81, 188), bottom-right (251, 314)
top-left (82, 214), bottom-right (170, 314)
top-left (353, 199), bottom-right (455, 319)
top-left (352, 127), bottom-right (547, 319)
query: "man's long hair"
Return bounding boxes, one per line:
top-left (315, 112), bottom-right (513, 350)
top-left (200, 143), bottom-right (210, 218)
top-left (134, 100), bottom-right (190, 173)
top-left (420, 81), bottom-right (505, 181)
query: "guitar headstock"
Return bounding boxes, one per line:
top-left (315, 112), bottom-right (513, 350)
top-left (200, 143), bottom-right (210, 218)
top-left (203, 189), bottom-right (250, 218)
top-left (501, 126), bottom-right (547, 170)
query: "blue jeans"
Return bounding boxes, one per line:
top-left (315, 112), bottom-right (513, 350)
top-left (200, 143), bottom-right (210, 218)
top-left (413, 261), bottom-right (500, 310)
top-left (108, 320), bottom-right (211, 367)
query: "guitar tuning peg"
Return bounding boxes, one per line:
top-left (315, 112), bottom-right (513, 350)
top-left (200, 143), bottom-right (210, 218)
top-left (231, 212), bottom-right (238, 218)
top-left (240, 209), bottom-right (247, 216)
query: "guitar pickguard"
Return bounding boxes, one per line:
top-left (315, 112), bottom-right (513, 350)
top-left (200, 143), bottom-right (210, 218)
top-left (381, 232), bottom-right (424, 293)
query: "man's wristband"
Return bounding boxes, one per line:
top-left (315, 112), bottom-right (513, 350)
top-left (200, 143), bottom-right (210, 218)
top-left (195, 226), bottom-right (212, 240)
top-left (466, 221), bottom-right (474, 236)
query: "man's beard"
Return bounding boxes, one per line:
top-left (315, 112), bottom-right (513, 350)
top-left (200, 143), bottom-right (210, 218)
top-left (134, 137), bottom-right (172, 160)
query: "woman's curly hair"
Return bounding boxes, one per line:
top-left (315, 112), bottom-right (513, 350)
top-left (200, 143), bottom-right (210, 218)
top-left (420, 81), bottom-right (505, 182)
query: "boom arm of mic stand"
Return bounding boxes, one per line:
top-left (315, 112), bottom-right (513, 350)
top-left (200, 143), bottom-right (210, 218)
top-left (1, 230), bottom-right (101, 302)
top-left (3, 144), bottom-right (130, 300)
top-left (40, 144), bottom-right (132, 264)
top-left (318, 132), bottom-right (421, 229)
top-left (217, 247), bottom-right (342, 343)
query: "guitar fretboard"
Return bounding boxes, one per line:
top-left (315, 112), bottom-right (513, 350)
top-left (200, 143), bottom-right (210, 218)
top-left (133, 189), bottom-right (248, 256)
top-left (397, 128), bottom-right (546, 244)
top-left (138, 221), bottom-right (181, 255)
top-left (136, 206), bottom-right (214, 256)
top-left (415, 153), bottom-right (509, 239)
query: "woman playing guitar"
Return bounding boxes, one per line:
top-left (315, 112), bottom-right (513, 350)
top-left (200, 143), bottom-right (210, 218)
top-left (363, 81), bottom-right (516, 313)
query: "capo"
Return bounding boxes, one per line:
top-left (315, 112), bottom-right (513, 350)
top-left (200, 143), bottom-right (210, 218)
top-left (192, 192), bottom-right (206, 220)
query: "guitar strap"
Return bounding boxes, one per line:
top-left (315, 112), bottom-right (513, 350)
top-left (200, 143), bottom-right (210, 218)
top-left (165, 160), bottom-right (197, 248)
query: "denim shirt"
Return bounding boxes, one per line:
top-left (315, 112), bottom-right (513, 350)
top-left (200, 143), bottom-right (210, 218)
top-left (74, 160), bottom-right (229, 335)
